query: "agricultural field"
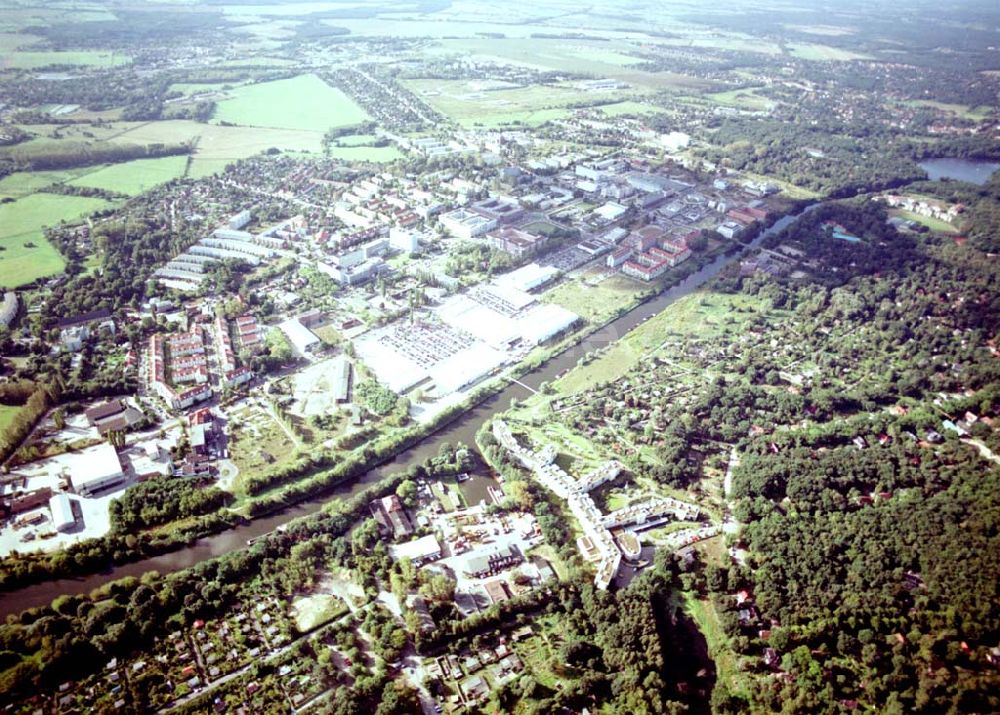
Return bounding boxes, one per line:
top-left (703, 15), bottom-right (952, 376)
top-left (67, 155), bottom-right (189, 195)
top-left (0, 193), bottom-right (114, 288)
top-left (213, 74), bottom-right (369, 132)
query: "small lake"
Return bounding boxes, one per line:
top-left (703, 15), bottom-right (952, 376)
top-left (919, 158), bottom-right (1000, 185)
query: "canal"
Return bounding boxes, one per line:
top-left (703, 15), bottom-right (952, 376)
top-left (0, 205), bottom-right (814, 617)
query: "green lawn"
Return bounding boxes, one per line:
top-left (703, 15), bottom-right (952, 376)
top-left (891, 208), bottom-right (960, 234)
top-left (67, 155), bottom-right (189, 195)
top-left (214, 74), bottom-right (369, 132)
top-left (0, 194), bottom-right (113, 288)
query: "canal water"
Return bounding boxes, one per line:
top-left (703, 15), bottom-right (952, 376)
top-left (0, 205), bottom-right (814, 617)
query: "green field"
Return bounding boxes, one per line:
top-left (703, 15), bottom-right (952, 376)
top-left (0, 193), bottom-right (113, 288)
top-left (214, 74), bottom-right (369, 131)
top-left (0, 50), bottom-right (129, 69)
top-left (67, 155), bottom-right (189, 195)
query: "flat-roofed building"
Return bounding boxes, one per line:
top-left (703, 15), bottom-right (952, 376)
top-left (485, 226), bottom-right (550, 259)
top-left (471, 196), bottom-right (523, 225)
top-left (440, 209), bottom-right (497, 239)
top-left (71, 443), bottom-right (125, 496)
top-left (389, 534), bottom-right (442, 565)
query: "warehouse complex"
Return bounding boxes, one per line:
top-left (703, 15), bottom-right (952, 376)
top-left (355, 279), bottom-right (579, 398)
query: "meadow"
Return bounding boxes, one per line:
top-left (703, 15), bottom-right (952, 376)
top-left (213, 74), bottom-right (369, 132)
top-left (0, 194), bottom-right (114, 288)
top-left (67, 155), bottom-right (189, 195)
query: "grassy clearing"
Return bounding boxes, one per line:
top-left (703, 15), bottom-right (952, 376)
top-left (0, 193), bottom-right (113, 288)
top-left (290, 594), bottom-right (348, 632)
top-left (0, 405), bottom-right (21, 433)
top-left (67, 155), bottom-right (189, 195)
top-left (555, 291), bottom-right (772, 395)
top-left (214, 74), bottom-right (369, 132)
top-left (0, 50), bottom-right (129, 69)
top-left (786, 43), bottom-right (872, 61)
top-left (541, 273), bottom-right (646, 325)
